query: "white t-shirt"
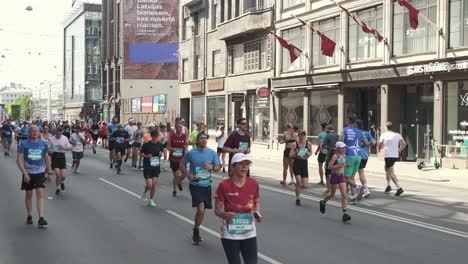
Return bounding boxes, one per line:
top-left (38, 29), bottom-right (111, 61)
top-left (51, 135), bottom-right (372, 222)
top-left (70, 133), bottom-right (84, 152)
top-left (49, 135), bottom-right (71, 153)
top-left (379, 131), bottom-right (403, 158)
top-left (217, 131), bottom-right (227, 148)
top-left (125, 125), bottom-right (138, 140)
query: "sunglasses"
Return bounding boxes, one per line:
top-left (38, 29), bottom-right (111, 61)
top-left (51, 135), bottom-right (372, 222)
top-left (240, 123), bottom-right (247, 125)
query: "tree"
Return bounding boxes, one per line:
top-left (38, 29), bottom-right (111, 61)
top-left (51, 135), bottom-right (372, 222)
top-left (6, 95), bottom-right (31, 120)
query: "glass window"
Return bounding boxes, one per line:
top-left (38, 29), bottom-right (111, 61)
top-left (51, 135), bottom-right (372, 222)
top-left (282, 0), bottom-right (304, 9)
top-left (212, 50), bottom-right (222, 77)
top-left (444, 81), bottom-right (468, 158)
top-left (281, 26), bottom-right (304, 72)
top-left (194, 55), bottom-right (201, 79)
top-left (244, 40), bottom-right (261, 71)
top-left (449, 0), bottom-right (468, 48)
top-left (348, 6), bottom-right (383, 62)
top-left (279, 92), bottom-right (304, 132)
top-left (207, 96), bottom-right (226, 136)
top-left (309, 90), bottom-right (338, 137)
top-left (193, 13), bottom-right (200, 36)
top-left (182, 59), bottom-right (189, 81)
top-left (312, 17), bottom-right (340, 66)
top-left (211, 2), bottom-right (217, 30)
top-left (247, 93), bottom-right (270, 142)
top-left (191, 96), bottom-right (205, 128)
top-left (182, 17), bottom-right (189, 40)
top-left (393, 0), bottom-right (437, 56)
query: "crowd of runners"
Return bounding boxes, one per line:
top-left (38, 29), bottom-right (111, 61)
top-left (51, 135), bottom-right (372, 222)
top-left (0, 115), bottom-right (407, 264)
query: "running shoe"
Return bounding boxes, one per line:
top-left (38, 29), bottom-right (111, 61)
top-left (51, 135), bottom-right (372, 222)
top-left (319, 200), bottom-right (326, 214)
top-left (172, 191), bottom-right (177, 197)
top-left (395, 188), bottom-right (404, 196)
top-left (384, 186), bottom-right (392, 193)
top-left (178, 183), bottom-right (183, 191)
top-left (288, 180), bottom-right (295, 186)
top-left (93, 149), bottom-right (96, 154)
top-left (26, 215), bottom-right (33, 225)
top-left (38, 217), bottom-right (48, 228)
top-left (124, 157), bottom-right (128, 163)
top-left (141, 191), bottom-right (149, 202)
top-left (363, 190), bottom-right (371, 198)
top-left (60, 183), bottom-right (65, 191)
top-left (148, 200), bottom-right (156, 207)
top-left (295, 199), bottom-right (301, 206)
top-left (356, 185), bottom-right (365, 201)
top-left (318, 180), bottom-right (325, 185)
top-left (110, 163), bottom-right (113, 169)
top-left (323, 190), bottom-right (331, 196)
top-left (348, 197), bottom-right (357, 205)
top-left (117, 166), bottom-right (121, 174)
top-left (55, 189), bottom-right (60, 195)
top-left (280, 181), bottom-right (286, 186)
top-left (192, 228), bottom-right (202, 245)
top-left (74, 169), bottom-right (79, 174)
top-left (342, 213), bottom-right (351, 222)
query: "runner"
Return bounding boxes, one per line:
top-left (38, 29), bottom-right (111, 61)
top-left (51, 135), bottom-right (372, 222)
top-left (139, 130), bottom-right (164, 207)
top-left (99, 121), bottom-right (108, 148)
top-left (49, 127), bottom-right (71, 195)
top-left (214, 153), bottom-right (261, 264)
top-left (340, 117), bottom-right (368, 204)
top-left (223, 118), bottom-right (251, 176)
top-left (314, 123), bottom-right (328, 185)
top-left (378, 121), bottom-right (407, 196)
top-left (16, 125), bottom-right (52, 228)
top-left (132, 122), bottom-right (145, 169)
top-left (167, 123), bottom-right (187, 197)
top-left (356, 119), bottom-right (376, 199)
top-left (111, 124), bottom-right (130, 174)
top-left (1, 120), bottom-right (14, 156)
top-left (70, 125), bottom-right (86, 174)
top-left (90, 119), bottom-right (100, 154)
top-left (41, 125), bottom-right (51, 142)
top-left (216, 126), bottom-right (227, 173)
top-left (289, 130), bottom-right (312, 206)
top-left (19, 121), bottom-right (30, 147)
top-left (158, 123), bottom-right (169, 172)
top-left (107, 117), bottom-right (119, 169)
top-left (319, 141), bottom-right (351, 222)
top-left (321, 125), bottom-right (339, 196)
top-left (124, 119), bottom-right (137, 163)
top-left (62, 120), bottom-right (71, 139)
top-left (279, 123), bottom-right (296, 186)
top-left (180, 132), bottom-right (221, 245)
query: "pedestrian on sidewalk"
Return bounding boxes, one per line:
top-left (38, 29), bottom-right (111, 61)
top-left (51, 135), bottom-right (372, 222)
top-left (279, 123), bottom-right (296, 186)
top-left (322, 125), bottom-right (339, 196)
top-left (378, 121), bottom-right (407, 196)
top-left (314, 122), bottom-right (328, 185)
top-left (289, 130), bottom-right (312, 206)
top-left (17, 125), bottom-right (52, 228)
top-left (223, 118), bottom-right (251, 176)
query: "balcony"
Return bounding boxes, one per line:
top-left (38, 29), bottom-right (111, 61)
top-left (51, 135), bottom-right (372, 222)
top-left (218, 7), bottom-right (273, 41)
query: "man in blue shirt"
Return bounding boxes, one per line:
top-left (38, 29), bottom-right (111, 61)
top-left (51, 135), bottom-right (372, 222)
top-left (357, 119), bottom-right (376, 199)
top-left (16, 125), bottom-right (52, 228)
top-left (340, 117), bottom-right (368, 203)
top-left (107, 117), bottom-right (120, 169)
top-left (1, 120), bottom-right (14, 156)
top-left (180, 132), bottom-right (221, 245)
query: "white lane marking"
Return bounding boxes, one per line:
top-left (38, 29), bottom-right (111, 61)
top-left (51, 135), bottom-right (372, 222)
top-left (166, 210), bottom-right (282, 264)
top-left (99, 178), bottom-right (283, 264)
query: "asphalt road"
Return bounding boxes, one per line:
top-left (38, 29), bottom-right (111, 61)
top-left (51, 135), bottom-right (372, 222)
top-left (1, 146), bottom-right (467, 264)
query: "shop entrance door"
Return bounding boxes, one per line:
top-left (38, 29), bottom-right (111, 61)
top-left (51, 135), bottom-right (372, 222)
top-left (399, 84), bottom-right (434, 161)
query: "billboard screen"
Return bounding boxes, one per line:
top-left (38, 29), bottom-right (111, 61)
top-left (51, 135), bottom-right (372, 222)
top-left (123, 0), bottom-right (179, 80)
top-left (131, 97), bottom-right (141, 113)
top-left (141, 96), bottom-right (153, 112)
top-left (153, 95), bottom-right (167, 114)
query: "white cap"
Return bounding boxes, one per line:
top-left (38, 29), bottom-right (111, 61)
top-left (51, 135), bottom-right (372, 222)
top-left (231, 153), bottom-right (252, 164)
top-left (335, 141), bottom-right (347, 149)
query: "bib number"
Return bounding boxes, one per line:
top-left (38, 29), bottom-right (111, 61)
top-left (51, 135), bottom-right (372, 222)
top-left (52, 145), bottom-right (60, 152)
top-left (150, 156), bottom-right (160, 167)
top-left (129, 140), bottom-right (135, 145)
top-left (228, 213), bottom-right (253, 234)
top-left (239, 142), bottom-right (249, 150)
top-left (173, 148), bottom-right (183, 157)
top-left (117, 137), bottom-right (124, 144)
top-left (4, 131), bottom-right (11, 136)
top-left (195, 166), bottom-right (211, 186)
top-left (298, 148), bottom-right (308, 158)
top-left (28, 149), bottom-right (42, 161)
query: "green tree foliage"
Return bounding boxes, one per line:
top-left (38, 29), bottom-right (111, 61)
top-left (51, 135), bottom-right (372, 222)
top-left (5, 95), bottom-right (31, 120)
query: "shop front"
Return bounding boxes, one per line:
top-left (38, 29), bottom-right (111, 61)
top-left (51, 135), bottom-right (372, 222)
top-left (246, 86), bottom-right (271, 143)
top-left (278, 91), bottom-right (304, 133)
top-left (443, 80), bottom-right (468, 160)
top-left (206, 96), bottom-right (225, 137)
top-left (309, 89), bottom-right (339, 141)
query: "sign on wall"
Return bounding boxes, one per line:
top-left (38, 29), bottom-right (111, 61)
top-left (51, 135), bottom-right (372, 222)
top-left (131, 97), bottom-right (141, 113)
top-left (153, 94), bottom-right (167, 114)
top-left (141, 96), bottom-right (153, 112)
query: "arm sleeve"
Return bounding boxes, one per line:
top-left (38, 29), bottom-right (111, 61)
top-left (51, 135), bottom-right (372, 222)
top-left (254, 181), bottom-right (260, 200)
top-left (223, 135), bottom-right (233, 148)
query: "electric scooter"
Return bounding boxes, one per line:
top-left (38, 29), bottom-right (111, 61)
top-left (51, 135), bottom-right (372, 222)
top-left (417, 138), bottom-right (440, 170)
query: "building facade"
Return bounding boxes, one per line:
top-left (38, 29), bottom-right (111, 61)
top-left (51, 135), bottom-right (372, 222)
top-left (101, 0), bottom-right (179, 124)
top-left (0, 83), bottom-right (31, 105)
top-left (272, 0), bottom-right (468, 168)
top-left (179, 0), bottom-right (275, 142)
top-left (63, 0), bottom-right (102, 121)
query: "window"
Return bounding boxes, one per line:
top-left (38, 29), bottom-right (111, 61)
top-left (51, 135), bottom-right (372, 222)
top-left (194, 56), bottom-right (200, 79)
top-left (309, 90), bottom-right (338, 137)
top-left (211, 2), bottom-right (217, 30)
top-left (449, 0), bottom-right (468, 48)
top-left (212, 50), bottom-right (221, 77)
top-left (191, 96), bottom-right (205, 127)
top-left (228, 0), bottom-right (232, 20)
top-left (207, 96), bottom-right (226, 136)
top-left (244, 40), bottom-right (261, 71)
top-left (348, 6), bottom-right (383, 62)
top-left (182, 59), bottom-right (189, 81)
top-left (312, 17), bottom-right (340, 66)
top-left (281, 26), bottom-right (304, 72)
top-left (393, 0), bottom-right (437, 56)
top-left (227, 38), bottom-right (268, 74)
top-left (444, 80), bottom-right (468, 157)
top-left (220, 0), bottom-right (225, 23)
top-left (279, 92), bottom-right (304, 131)
top-left (182, 17), bottom-right (189, 40)
top-left (282, 0), bottom-right (303, 9)
top-left (193, 13), bottom-right (200, 36)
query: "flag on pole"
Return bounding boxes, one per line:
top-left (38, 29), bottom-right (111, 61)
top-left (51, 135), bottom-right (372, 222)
top-left (396, 0), bottom-right (420, 29)
top-left (295, 17), bottom-right (336, 57)
top-left (337, 4), bottom-right (384, 42)
top-left (266, 30), bottom-right (303, 63)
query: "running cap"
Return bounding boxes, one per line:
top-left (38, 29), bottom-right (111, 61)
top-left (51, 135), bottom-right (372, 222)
top-left (335, 141), bottom-right (347, 149)
top-left (231, 153), bottom-right (252, 164)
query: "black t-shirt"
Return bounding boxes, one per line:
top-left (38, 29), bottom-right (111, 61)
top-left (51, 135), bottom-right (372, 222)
top-left (112, 130), bottom-right (129, 148)
top-left (90, 124), bottom-right (100, 135)
top-left (140, 141), bottom-right (163, 169)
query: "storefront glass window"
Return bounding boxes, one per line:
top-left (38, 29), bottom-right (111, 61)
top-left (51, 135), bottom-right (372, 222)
top-left (247, 93), bottom-right (270, 142)
top-left (279, 92), bottom-right (304, 132)
top-left (444, 81), bottom-right (468, 159)
top-left (348, 6), bottom-right (383, 62)
top-left (309, 90), bottom-right (338, 139)
top-left (207, 96), bottom-right (225, 137)
top-left (449, 0), bottom-right (468, 48)
top-left (312, 17), bottom-right (340, 66)
top-left (191, 96), bottom-right (205, 129)
top-left (281, 26), bottom-right (304, 72)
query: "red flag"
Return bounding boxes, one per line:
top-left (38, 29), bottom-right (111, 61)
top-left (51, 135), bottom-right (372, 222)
top-left (293, 17), bottom-right (336, 57)
top-left (397, 0), bottom-right (420, 29)
top-left (266, 30), bottom-right (303, 63)
top-left (338, 4), bottom-right (384, 42)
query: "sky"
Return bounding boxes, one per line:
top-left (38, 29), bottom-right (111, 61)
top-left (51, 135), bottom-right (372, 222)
top-left (0, 0), bottom-right (69, 88)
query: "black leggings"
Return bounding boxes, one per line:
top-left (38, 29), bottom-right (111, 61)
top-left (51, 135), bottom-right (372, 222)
top-left (221, 237), bottom-right (258, 264)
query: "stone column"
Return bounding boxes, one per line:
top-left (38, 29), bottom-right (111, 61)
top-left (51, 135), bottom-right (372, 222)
top-left (433, 80), bottom-right (444, 143)
top-left (338, 88), bottom-right (344, 133)
top-left (303, 91), bottom-right (309, 133)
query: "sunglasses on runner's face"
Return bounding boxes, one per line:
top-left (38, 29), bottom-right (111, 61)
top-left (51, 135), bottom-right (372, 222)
top-left (240, 122), bottom-right (247, 125)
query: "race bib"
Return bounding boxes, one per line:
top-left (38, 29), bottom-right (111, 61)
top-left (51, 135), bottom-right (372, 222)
top-left (298, 148), bottom-right (308, 158)
top-left (195, 166), bottom-right (211, 186)
top-left (239, 142), bottom-right (249, 150)
top-left (52, 145), bottom-right (60, 152)
top-left (173, 148), bottom-right (183, 157)
top-left (4, 131), bottom-right (11, 135)
top-left (150, 156), bottom-right (160, 167)
top-left (228, 213), bottom-right (253, 234)
top-left (117, 137), bottom-right (124, 144)
top-left (93, 131), bottom-right (98, 135)
top-left (129, 140), bottom-right (135, 145)
top-left (28, 149), bottom-right (42, 161)
top-left (76, 140), bottom-right (82, 146)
